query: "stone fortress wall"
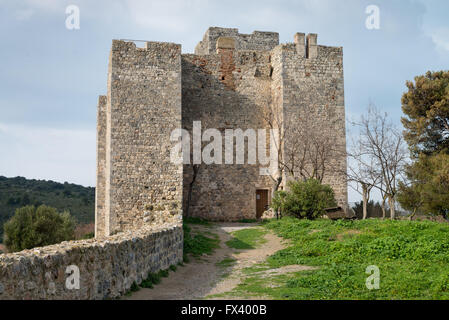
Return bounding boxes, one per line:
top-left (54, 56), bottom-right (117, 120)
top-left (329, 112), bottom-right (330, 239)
top-left (0, 40), bottom-right (184, 300)
top-left (0, 225), bottom-right (182, 299)
top-left (0, 27), bottom-right (347, 299)
top-left (96, 40), bottom-right (184, 237)
top-left (281, 33), bottom-right (347, 205)
top-left (184, 27), bottom-right (347, 220)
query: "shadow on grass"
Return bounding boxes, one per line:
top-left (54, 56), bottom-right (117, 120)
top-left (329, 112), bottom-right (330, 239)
top-left (226, 237), bottom-right (255, 250)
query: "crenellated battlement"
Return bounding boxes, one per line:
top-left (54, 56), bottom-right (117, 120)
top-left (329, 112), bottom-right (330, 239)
top-left (194, 27), bottom-right (279, 55)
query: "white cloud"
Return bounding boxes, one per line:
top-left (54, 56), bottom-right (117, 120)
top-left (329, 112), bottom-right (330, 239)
top-left (430, 27), bottom-right (449, 52)
top-left (0, 123), bottom-right (95, 186)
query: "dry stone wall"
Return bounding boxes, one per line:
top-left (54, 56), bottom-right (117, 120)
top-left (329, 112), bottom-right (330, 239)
top-left (0, 39), bottom-right (185, 300)
top-left (0, 224), bottom-right (182, 299)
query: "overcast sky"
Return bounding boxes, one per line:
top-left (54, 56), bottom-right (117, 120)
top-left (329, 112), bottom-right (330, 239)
top-left (1, 0), bottom-right (448, 202)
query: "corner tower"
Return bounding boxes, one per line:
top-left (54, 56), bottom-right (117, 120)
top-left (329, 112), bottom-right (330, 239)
top-left (96, 40), bottom-right (183, 237)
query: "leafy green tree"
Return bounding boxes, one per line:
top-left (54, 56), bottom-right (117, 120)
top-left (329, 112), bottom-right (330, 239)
top-left (271, 179), bottom-right (337, 219)
top-left (400, 71), bottom-right (449, 218)
top-left (398, 152), bottom-right (449, 219)
top-left (397, 182), bottom-right (422, 220)
top-left (21, 193), bottom-right (31, 205)
top-left (401, 71), bottom-right (449, 156)
top-left (3, 205), bottom-right (75, 252)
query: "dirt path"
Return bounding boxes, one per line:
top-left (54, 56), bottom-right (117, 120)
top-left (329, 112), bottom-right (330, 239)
top-left (127, 222), bottom-right (314, 300)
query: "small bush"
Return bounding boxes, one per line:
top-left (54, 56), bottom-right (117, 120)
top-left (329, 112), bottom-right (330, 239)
top-left (3, 205), bottom-right (75, 252)
top-left (139, 265), bottom-right (178, 289)
top-left (271, 179), bottom-right (337, 219)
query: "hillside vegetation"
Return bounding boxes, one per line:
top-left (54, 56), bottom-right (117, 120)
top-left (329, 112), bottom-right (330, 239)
top-left (0, 176), bottom-right (95, 240)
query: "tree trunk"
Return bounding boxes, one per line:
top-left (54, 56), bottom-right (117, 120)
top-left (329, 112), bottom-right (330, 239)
top-left (362, 189), bottom-right (368, 220)
top-left (381, 195), bottom-right (387, 219)
top-left (272, 173), bottom-right (283, 220)
top-left (272, 175), bottom-right (282, 198)
top-left (389, 196), bottom-right (396, 220)
top-left (409, 208), bottom-right (417, 221)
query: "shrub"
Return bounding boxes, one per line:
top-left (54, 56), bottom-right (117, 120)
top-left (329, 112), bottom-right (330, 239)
top-left (3, 205), bottom-right (75, 252)
top-left (271, 179), bottom-right (337, 219)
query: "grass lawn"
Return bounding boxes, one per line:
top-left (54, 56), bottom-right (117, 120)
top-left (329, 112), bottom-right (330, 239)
top-left (183, 221), bottom-right (220, 261)
top-left (226, 228), bottom-right (267, 250)
top-left (231, 217), bottom-right (449, 300)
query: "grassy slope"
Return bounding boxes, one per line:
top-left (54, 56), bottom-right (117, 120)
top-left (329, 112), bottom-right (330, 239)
top-left (232, 218), bottom-right (449, 300)
top-left (0, 176), bottom-right (95, 239)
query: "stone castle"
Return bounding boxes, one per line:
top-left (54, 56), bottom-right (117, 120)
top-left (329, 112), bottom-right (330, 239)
top-left (95, 27), bottom-right (348, 237)
top-left (0, 27), bottom-right (347, 300)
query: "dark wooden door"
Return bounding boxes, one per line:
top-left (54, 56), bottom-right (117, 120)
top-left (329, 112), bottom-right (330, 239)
top-left (256, 190), bottom-right (269, 218)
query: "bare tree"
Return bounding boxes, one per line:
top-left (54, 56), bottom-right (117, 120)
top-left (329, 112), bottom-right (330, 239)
top-left (262, 101), bottom-right (285, 198)
top-left (378, 177), bottom-right (389, 219)
top-left (262, 101), bottom-right (344, 221)
top-left (263, 103), bottom-right (342, 189)
top-left (354, 106), bottom-right (408, 220)
top-left (347, 146), bottom-right (380, 219)
top-left (282, 106), bottom-right (344, 183)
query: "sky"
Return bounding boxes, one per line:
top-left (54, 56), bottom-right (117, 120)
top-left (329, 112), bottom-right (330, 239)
top-left (0, 0), bottom-right (448, 202)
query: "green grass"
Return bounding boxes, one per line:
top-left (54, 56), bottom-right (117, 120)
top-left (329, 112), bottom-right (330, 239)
top-left (183, 217), bottom-right (212, 226)
top-left (228, 217), bottom-right (449, 300)
top-left (183, 222), bottom-right (219, 261)
top-left (216, 257), bottom-right (237, 268)
top-left (226, 228), bottom-right (267, 250)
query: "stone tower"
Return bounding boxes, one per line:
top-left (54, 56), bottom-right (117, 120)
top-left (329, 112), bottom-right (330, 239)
top-left (95, 41), bottom-right (183, 237)
top-left (95, 27), bottom-right (347, 237)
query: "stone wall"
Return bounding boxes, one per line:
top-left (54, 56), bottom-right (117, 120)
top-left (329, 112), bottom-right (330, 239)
top-left (0, 224), bottom-right (182, 300)
top-left (280, 34), bottom-right (348, 206)
top-left (184, 28), bottom-right (348, 220)
top-left (95, 95), bottom-right (107, 237)
top-left (195, 27), bottom-right (279, 55)
top-left (183, 37), bottom-right (274, 221)
top-left (0, 27), bottom-right (348, 299)
top-left (96, 40), bottom-right (183, 237)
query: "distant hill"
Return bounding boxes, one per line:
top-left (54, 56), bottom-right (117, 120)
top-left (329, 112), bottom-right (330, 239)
top-left (0, 176), bottom-right (95, 240)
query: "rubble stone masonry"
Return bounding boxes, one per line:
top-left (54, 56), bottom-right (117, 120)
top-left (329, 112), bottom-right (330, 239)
top-left (0, 27), bottom-right (347, 300)
top-left (0, 225), bottom-right (182, 299)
